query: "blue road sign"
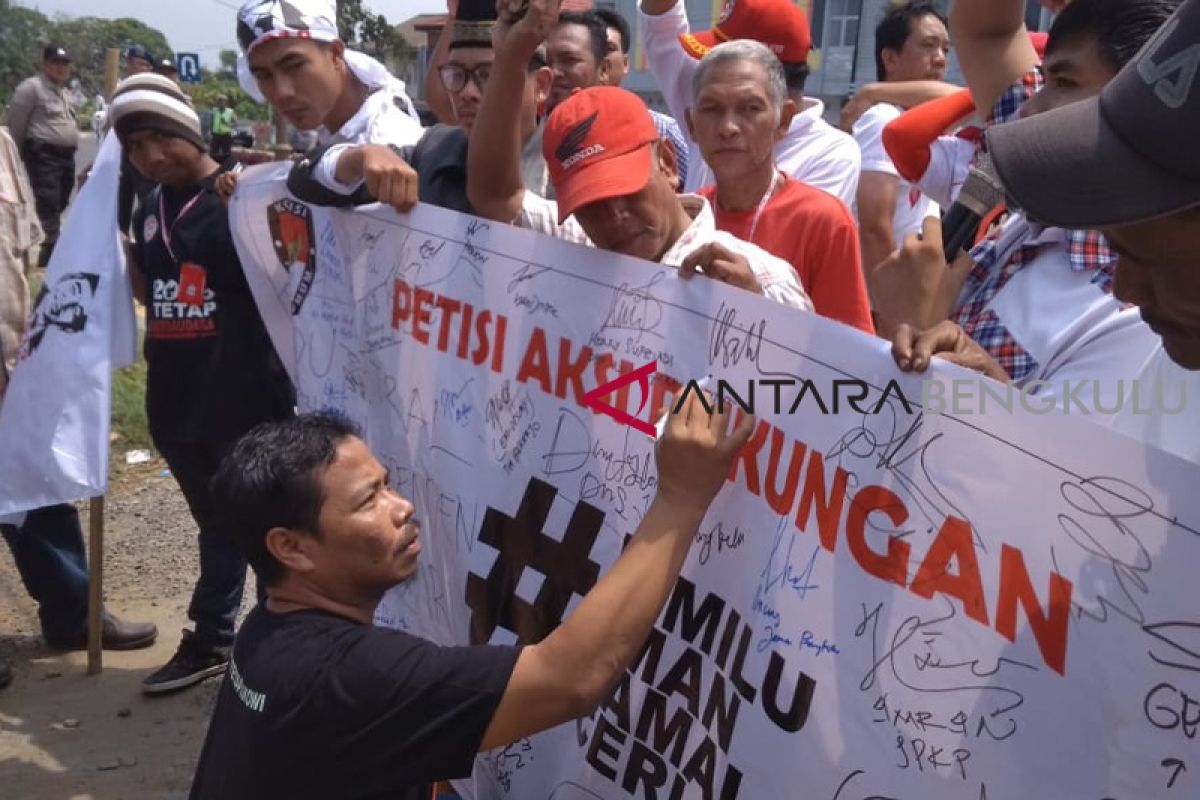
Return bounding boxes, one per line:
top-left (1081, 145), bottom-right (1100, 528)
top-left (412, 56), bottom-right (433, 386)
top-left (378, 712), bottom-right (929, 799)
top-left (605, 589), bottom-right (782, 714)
top-left (176, 53), bottom-right (201, 83)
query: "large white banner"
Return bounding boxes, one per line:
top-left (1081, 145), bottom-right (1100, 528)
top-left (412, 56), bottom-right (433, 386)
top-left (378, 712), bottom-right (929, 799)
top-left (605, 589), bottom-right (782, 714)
top-left (0, 133), bottom-right (136, 516)
top-left (231, 167), bottom-right (1200, 800)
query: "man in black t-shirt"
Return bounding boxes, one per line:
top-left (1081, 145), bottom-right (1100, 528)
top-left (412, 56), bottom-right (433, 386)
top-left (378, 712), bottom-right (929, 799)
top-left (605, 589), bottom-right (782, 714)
top-left (189, 398), bottom-right (751, 799)
top-left (109, 73), bottom-right (296, 695)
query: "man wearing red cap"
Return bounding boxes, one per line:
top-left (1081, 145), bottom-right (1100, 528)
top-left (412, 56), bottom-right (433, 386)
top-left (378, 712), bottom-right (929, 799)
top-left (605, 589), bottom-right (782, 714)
top-left (639, 0), bottom-right (860, 207)
top-left (467, 0), bottom-right (812, 312)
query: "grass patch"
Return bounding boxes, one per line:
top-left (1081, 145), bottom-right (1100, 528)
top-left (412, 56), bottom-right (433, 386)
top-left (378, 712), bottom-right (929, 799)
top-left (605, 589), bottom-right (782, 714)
top-left (111, 357), bottom-right (151, 454)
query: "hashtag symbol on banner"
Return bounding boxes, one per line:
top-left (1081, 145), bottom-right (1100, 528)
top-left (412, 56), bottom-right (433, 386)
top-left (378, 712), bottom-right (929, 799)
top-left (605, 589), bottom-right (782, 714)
top-left (466, 478), bottom-right (604, 645)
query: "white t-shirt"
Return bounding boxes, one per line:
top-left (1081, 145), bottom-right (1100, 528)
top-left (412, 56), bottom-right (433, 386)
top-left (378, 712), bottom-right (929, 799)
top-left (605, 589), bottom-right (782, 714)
top-left (516, 191), bottom-right (814, 312)
top-left (1035, 307), bottom-right (1200, 464)
top-left (853, 102), bottom-right (940, 246)
top-left (639, 2), bottom-right (861, 207)
top-left (312, 84), bottom-right (424, 194)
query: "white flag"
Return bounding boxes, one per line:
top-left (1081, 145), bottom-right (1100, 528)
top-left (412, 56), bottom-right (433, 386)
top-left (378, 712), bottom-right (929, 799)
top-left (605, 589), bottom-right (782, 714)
top-left (0, 133), bottom-right (136, 515)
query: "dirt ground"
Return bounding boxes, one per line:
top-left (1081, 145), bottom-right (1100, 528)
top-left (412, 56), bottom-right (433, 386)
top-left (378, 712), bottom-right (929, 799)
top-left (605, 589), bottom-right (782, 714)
top-left (0, 457), bottom-right (247, 800)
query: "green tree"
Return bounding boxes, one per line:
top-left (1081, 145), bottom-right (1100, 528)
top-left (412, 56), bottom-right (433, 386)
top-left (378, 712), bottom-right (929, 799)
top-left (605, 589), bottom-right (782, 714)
top-left (218, 48), bottom-right (238, 78)
top-left (336, 0), bottom-right (403, 60)
top-left (0, 0), bottom-right (52, 113)
top-left (52, 17), bottom-right (174, 98)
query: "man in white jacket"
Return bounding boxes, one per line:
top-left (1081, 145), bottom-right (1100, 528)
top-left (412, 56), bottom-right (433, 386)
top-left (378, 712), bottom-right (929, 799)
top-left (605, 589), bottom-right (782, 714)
top-left (234, 0), bottom-right (424, 199)
top-left (638, 0), bottom-right (860, 205)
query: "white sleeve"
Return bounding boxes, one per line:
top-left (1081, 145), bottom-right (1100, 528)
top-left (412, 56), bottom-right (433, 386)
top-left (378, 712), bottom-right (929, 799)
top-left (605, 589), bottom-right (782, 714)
top-left (797, 135), bottom-right (861, 208)
top-left (639, 2), bottom-right (698, 138)
top-left (853, 105), bottom-right (901, 176)
top-left (917, 136), bottom-right (976, 208)
top-left (516, 191), bottom-right (591, 245)
top-left (719, 236), bottom-right (814, 312)
top-left (310, 143), bottom-right (364, 195)
top-left (311, 101), bottom-right (425, 196)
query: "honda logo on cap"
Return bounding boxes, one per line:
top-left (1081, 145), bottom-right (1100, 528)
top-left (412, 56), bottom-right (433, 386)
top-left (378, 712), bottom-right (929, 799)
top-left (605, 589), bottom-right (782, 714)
top-left (554, 110), bottom-right (605, 170)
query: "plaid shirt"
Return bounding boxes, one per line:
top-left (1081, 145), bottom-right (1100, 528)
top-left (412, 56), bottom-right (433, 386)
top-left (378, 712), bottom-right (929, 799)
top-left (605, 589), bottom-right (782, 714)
top-left (954, 70), bottom-right (1118, 382)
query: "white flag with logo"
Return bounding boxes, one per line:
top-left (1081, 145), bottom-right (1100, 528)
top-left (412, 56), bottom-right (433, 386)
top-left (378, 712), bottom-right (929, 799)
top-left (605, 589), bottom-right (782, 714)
top-left (0, 133), bottom-right (136, 515)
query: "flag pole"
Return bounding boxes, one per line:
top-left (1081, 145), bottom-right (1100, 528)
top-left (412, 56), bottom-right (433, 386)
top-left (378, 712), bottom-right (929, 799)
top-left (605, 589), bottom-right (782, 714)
top-left (87, 47), bottom-right (121, 677)
top-left (86, 496), bottom-right (105, 674)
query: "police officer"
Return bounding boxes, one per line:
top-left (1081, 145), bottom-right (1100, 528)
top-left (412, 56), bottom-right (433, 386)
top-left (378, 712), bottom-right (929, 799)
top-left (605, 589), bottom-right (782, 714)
top-left (5, 45), bottom-right (80, 267)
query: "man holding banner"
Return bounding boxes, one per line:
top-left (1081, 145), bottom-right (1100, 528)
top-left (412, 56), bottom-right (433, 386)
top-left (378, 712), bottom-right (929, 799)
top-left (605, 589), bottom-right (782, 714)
top-left (467, 0), bottom-right (813, 312)
top-left (189, 399), bottom-right (752, 799)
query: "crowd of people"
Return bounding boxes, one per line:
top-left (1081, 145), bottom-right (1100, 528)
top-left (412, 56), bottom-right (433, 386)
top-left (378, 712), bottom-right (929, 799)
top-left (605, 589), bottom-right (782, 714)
top-left (1, 0), bottom-right (1198, 795)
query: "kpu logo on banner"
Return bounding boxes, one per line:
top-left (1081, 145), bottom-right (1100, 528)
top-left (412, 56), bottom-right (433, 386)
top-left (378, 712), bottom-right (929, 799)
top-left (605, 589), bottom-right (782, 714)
top-left (267, 198), bottom-right (317, 315)
top-left (18, 272), bottom-right (100, 360)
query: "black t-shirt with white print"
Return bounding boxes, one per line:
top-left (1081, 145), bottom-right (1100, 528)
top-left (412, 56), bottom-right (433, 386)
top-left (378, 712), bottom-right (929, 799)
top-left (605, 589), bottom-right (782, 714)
top-left (132, 160), bottom-right (294, 444)
top-left (188, 604), bottom-right (521, 800)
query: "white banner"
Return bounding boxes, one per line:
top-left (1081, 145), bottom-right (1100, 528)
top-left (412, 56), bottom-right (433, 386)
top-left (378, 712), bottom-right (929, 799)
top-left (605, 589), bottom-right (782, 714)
top-left (231, 168), bottom-right (1200, 800)
top-left (0, 133), bottom-right (136, 516)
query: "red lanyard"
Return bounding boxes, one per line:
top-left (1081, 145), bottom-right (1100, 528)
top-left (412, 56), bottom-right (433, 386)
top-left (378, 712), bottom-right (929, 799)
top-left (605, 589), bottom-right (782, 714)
top-left (158, 190), bottom-right (204, 264)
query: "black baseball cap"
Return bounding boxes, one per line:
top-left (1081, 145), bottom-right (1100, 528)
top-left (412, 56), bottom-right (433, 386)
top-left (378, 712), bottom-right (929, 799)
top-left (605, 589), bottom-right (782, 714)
top-left (43, 44), bottom-right (71, 62)
top-left (124, 44), bottom-right (155, 63)
top-left (988, 0), bottom-right (1200, 228)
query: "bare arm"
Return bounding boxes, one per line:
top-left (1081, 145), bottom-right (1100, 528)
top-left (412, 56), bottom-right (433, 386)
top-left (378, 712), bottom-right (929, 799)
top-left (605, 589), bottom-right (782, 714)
top-left (840, 80), bottom-right (963, 131)
top-left (857, 171), bottom-right (899, 283)
top-left (950, 0), bottom-right (1042, 114)
top-left (423, 3), bottom-right (456, 126)
top-left (480, 392), bottom-right (754, 750)
top-left (466, 0), bottom-right (559, 223)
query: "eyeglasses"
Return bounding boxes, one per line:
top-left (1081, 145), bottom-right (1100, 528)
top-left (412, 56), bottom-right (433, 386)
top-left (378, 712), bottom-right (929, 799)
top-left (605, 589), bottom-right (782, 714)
top-left (438, 63), bottom-right (492, 93)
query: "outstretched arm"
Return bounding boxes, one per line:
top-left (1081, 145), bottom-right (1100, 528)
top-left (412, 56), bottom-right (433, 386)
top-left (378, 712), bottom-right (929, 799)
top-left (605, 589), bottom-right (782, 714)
top-left (479, 391), bottom-right (754, 750)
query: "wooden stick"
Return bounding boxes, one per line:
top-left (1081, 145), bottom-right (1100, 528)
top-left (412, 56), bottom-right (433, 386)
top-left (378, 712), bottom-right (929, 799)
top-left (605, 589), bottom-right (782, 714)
top-left (103, 48), bottom-right (120, 101)
top-left (86, 495), bottom-right (105, 675)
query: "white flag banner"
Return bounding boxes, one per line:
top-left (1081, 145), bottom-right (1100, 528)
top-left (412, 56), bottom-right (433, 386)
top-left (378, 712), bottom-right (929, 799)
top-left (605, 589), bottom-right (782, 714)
top-left (230, 168), bottom-right (1200, 800)
top-left (0, 133), bottom-right (136, 516)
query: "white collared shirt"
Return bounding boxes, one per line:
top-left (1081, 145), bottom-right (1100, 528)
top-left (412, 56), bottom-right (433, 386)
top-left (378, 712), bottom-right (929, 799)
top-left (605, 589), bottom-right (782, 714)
top-left (311, 84), bottom-right (424, 194)
top-left (516, 191), bottom-right (814, 312)
top-left (638, 1), bottom-right (861, 206)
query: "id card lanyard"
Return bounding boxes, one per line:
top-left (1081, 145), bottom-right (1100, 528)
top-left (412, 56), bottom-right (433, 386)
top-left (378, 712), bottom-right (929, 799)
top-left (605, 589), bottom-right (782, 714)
top-left (158, 190), bottom-right (204, 265)
top-left (746, 170), bottom-right (783, 245)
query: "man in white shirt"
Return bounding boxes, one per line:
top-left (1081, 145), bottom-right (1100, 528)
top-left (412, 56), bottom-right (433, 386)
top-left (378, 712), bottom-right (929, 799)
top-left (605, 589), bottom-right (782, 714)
top-left (638, 0), bottom-right (860, 206)
top-left (985, 0), bottom-right (1200, 457)
top-left (235, 0), bottom-right (423, 198)
top-left (889, 0), bottom-right (1198, 462)
top-left (467, 0), bottom-right (812, 313)
top-left (853, 1), bottom-right (947, 277)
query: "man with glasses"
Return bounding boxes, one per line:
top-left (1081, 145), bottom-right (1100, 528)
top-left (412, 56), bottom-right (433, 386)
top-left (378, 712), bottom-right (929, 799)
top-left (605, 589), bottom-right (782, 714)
top-left (286, 0), bottom-right (554, 213)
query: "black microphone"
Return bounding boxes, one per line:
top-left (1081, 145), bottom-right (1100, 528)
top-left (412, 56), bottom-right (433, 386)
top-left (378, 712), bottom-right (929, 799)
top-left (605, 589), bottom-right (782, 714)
top-left (941, 152), bottom-right (1005, 262)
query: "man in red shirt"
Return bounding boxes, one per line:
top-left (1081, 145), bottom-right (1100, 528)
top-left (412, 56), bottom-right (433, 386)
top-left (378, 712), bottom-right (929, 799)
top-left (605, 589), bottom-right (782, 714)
top-left (687, 39), bottom-right (874, 334)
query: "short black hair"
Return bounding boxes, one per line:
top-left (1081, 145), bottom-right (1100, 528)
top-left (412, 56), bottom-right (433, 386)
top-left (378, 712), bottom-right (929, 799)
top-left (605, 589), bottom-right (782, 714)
top-left (1047, 0), bottom-right (1181, 74)
top-left (874, 1), bottom-right (948, 81)
top-left (594, 7), bottom-right (632, 54)
top-left (556, 10), bottom-right (610, 66)
top-left (782, 61), bottom-right (809, 97)
top-left (211, 412), bottom-right (359, 586)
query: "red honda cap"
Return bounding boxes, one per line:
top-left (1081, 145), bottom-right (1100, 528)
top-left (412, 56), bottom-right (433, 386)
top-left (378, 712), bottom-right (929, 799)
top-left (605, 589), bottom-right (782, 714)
top-left (543, 87), bottom-right (660, 224)
top-left (680, 0), bottom-right (811, 63)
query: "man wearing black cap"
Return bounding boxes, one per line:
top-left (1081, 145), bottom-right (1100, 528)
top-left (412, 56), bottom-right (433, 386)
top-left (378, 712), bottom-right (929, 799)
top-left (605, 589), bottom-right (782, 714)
top-left (5, 44), bottom-right (80, 267)
top-left (988, 0), bottom-right (1200, 372)
top-left (124, 45), bottom-right (156, 77)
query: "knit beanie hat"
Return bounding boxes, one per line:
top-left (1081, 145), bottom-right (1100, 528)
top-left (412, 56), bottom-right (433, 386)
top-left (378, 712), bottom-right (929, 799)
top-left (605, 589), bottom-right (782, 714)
top-left (109, 73), bottom-right (206, 152)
